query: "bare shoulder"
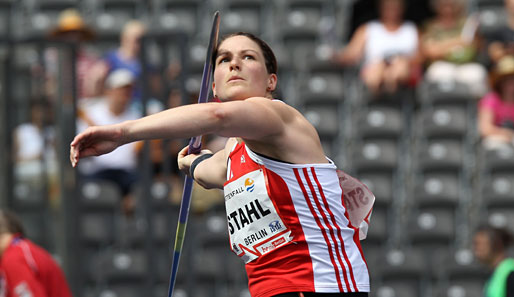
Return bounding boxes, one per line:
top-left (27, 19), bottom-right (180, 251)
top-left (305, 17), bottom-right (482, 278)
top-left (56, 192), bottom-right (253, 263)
top-left (244, 97), bottom-right (299, 119)
top-left (241, 99), bottom-right (327, 164)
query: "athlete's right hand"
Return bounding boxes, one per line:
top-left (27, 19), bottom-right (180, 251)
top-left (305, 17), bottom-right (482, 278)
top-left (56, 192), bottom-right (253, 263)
top-left (70, 124), bottom-right (124, 168)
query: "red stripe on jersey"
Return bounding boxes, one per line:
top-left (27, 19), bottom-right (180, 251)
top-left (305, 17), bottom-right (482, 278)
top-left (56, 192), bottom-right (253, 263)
top-left (301, 168), bottom-right (351, 291)
top-left (310, 168), bottom-right (358, 291)
top-left (294, 168), bottom-right (346, 292)
top-left (342, 200), bottom-right (368, 272)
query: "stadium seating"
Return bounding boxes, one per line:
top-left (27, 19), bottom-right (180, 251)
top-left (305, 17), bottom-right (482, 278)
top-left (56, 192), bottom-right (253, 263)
top-left (413, 172), bottom-right (461, 207)
top-left (415, 139), bottom-right (464, 173)
top-left (12, 182), bottom-right (46, 210)
top-left (152, 0), bottom-right (203, 36)
top-left (365, 205), bottom-right (388, 243)
top-left (481, 145), bottom-right (514, 173)
top-left (80, 213), bottom-right (116, 246)
top-left (432, 248), bottom-right (489, 297)
top-left (487, 207), bottom-right (514, 235)
top-left (479, 6), bottom-right (507, 38)
top-left (417, 105), bottom-right (468, 140)
top-left (298, 72), bottom-right (345, 103)
top-left (408, 206), bottom-right (456, 246)
top-left (354, 105), bottom-right (403, 140)
top-left (303, 101), bottom-right (340, 138)
top-left (0, 0), bottom-right (12, 38)
top-left (220, 0), bottom-right (264, 36)
top-left (17, 211), bottom-right (49, 248)
top-left (373, 248), bottom-right (428, 297)
top-left (351, 139), bottom-right (399, 174)
top-left (92, 0), bottom-right (144, 38)
top-left (358, 172), bottom-right (394, 207)
top-left (480, 172), bottom-right (514, 207)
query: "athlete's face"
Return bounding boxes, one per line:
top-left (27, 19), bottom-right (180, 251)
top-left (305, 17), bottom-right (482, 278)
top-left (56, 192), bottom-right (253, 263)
top-left (212, 35), bottom-right (277, 102)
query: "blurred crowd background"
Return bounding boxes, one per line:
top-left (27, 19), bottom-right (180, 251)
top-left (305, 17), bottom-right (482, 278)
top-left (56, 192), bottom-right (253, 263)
top-left (0, 0), bottom-right (514, 296)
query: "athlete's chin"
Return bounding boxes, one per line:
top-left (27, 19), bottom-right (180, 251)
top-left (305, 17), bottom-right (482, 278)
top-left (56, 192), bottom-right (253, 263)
top-left (219, 91), bottom-right (254, 102)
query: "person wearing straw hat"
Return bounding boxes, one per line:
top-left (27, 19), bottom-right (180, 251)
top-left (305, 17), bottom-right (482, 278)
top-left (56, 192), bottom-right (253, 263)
top-left (49, 8), bottom-right (95, 41)
top-left (47, 9), bottom-right (99, 99)
top-left (478, 55), bottom-right (514, 150)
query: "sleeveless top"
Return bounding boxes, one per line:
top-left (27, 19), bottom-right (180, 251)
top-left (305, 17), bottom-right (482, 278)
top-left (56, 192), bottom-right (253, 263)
top-left (364, 20), bottom-right (418, 65)
top-left (224, 142), bottom-right (370, 297)
top-left (485, 258), bottom-right (514, 297)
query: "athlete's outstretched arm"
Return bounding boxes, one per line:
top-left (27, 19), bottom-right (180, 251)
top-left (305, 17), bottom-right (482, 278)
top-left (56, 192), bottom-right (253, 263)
top-left (70, 97), bottom-right (289, 167)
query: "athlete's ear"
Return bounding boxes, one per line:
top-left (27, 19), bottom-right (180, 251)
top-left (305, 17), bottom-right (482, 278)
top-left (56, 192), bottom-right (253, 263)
top-left (212, 82), bottom-right (217, 97)
top-left (267, 73), bottom-right (277, 92)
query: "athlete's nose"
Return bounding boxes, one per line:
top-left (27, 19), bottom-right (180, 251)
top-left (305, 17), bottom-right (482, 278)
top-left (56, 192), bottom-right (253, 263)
top-left (229, 57), bottom-right (241, 71)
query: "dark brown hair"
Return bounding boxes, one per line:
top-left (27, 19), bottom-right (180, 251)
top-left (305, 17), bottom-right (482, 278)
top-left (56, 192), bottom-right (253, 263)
top-left (213, 32), bottom-right (278, 75)
top-left (0, 210), bottom-right (25, 236)
top-left (475, 224), bottom-right (512, 251)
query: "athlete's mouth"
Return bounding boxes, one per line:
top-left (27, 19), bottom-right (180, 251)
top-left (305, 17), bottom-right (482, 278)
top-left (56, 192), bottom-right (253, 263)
top-left (228, 75), bottom-right (244, 82)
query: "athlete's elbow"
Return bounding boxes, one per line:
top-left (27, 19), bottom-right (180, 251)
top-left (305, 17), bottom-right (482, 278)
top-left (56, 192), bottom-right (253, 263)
top-left (209, 105), bottom-right (237, 136)
top-left (196, 176), bottom-right (223, 190)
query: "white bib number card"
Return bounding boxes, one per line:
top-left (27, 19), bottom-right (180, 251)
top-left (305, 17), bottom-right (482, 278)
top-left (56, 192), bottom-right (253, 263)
top-left (224, 169), bottom-right (292, 263)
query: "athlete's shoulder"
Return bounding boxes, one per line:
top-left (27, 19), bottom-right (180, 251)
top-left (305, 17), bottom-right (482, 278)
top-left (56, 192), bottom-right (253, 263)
top-left (1, 245), bottom-right (26, 268)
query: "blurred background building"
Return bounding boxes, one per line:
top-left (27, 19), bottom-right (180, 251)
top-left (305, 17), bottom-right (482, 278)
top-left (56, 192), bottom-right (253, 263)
top-left (0, 0), bottom-right (513, 297)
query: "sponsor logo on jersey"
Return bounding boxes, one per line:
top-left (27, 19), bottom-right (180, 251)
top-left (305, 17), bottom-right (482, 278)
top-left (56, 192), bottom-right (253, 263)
top-left (225, 186), bottom-right (244, 201)
top-left (245, 178), bottom-right (255, 192)
top-left (269, 220), bottom-right (283, 233)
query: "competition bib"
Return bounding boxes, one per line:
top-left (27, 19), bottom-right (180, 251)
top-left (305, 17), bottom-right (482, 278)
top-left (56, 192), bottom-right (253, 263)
top-left (224, 169), bottom-right (293, 263)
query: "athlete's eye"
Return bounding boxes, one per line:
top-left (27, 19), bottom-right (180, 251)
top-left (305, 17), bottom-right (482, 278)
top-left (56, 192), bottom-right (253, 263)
top-left (218, 56), bottom-right (230, 64)
top-left (243, 55), bottom-right (255, 60)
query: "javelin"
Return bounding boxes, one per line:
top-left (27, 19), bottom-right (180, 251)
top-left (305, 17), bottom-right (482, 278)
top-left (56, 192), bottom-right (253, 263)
top-left (167, 11), bottom-right (220, 297)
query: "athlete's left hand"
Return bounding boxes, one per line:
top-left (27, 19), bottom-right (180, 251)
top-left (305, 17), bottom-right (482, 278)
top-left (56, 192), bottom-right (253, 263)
top-left (177, 146), bottom-right (213, 177)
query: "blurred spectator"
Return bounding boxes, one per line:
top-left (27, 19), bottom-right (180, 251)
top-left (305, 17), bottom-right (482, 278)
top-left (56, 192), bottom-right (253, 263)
top-left (473, 225), bottom-right (514, 297)
top-left (77, 69), bottom-right (142, 215)
top-left (13, 100), bottom-right (58, 190)
top-left (0, 210), bottom-right (72, 297)
top-left (486, 0), bottom-right (514, 65)
top-left (421, 0), bottom-right (487, 97)
top-left (85, 20), bottom-right (160, 101)
top-left (478, 55), bottom-right (514, 150)
top-left (134, 97), bottom-right (183, 200)
top-left (47, 8), bottom-right (99, 100)
top-left (333, 0), bottom-right (420, 95)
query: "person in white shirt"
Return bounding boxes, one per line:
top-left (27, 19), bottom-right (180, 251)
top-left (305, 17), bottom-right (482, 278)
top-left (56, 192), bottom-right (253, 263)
top-left (76, 69), bottom-right (141, 215)
top-left (334, 0), bottom-right (420, 95)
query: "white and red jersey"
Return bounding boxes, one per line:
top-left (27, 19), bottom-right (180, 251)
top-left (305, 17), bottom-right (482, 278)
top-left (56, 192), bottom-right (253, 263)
top-left (224, 142), bottom-right (369, 297)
